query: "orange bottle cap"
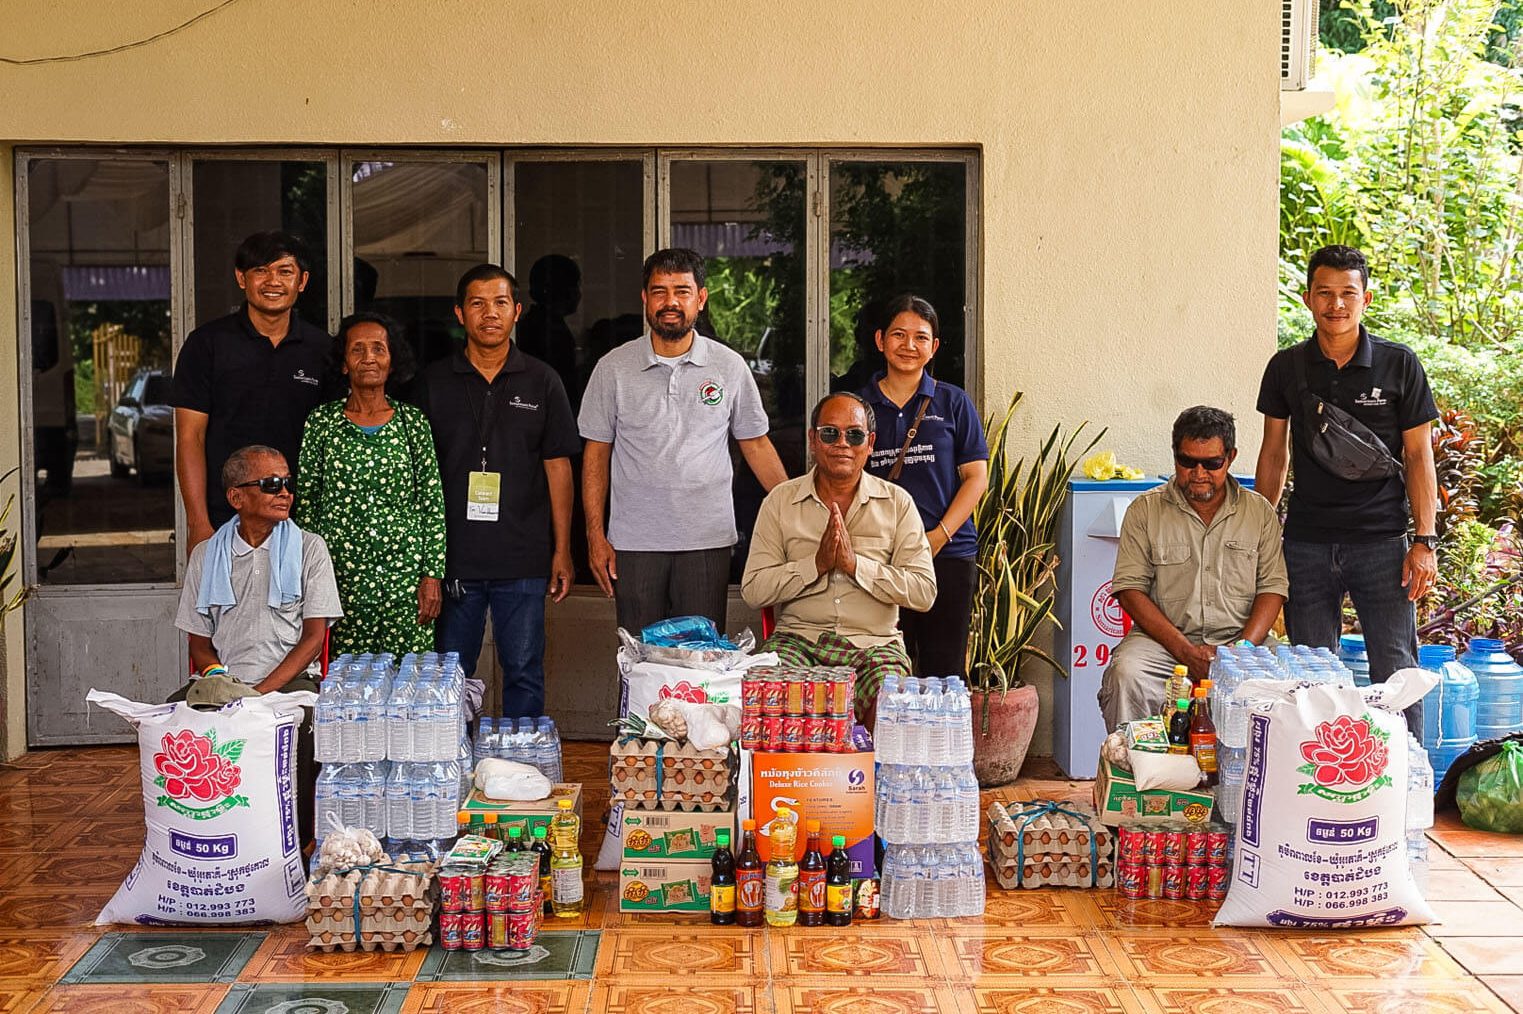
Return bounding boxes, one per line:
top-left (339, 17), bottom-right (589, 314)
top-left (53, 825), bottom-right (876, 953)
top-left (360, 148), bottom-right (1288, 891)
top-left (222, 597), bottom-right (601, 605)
top-left (806, 819), bottom-right (821, 832)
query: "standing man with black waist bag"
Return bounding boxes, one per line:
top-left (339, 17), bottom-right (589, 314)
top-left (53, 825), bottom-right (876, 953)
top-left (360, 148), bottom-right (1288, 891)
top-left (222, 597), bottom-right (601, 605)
top-left (1255, 245), bottom-right (1440, 730)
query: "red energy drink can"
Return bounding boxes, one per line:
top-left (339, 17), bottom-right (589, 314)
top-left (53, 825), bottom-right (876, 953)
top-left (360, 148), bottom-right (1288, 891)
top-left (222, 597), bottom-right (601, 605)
top-left (1160, 828), bottom-right (1186, 866)
top-left (461, 911), bottom-right (485, 951)
top-left (1207, 865), bottom-right (1229, 900)
top-left (761, 680), bottom-right (786, 717)
top-left (1116, 863), bottom-right (1146, 899)
top-left (439, 912), bottom-right (464, 950)
top-left (1184, 828), bottom-right (1208, 867)
top-left (1161, 864), bottom-right (1185, 900)
top-left (826, 717), bottom-right (852, 753)
top-left (486, 910), bottom-right (510, 949)
top-left (1185, 864), bottom-right (1209, 901)
top-left (439, 869), bottom-right (469, 914)
top-left (803, 716), bottom-right (829, 752)
top-left (507, 909), bottom-right (538, 949)
top-left (1117, 826), bottom-right (1145, 866)
top-left (507, 864), bottom-right (538, 912)
top-left (761, 716), bottom-right (784, 751)
top-left (1206, 828), bottom-right (1230, 867)
top-left (484, 871), bottom-right (509, 913)
top-left (740, 715), bottom-right (762, 751)
top-left (781, 716), bottom-right (805, 751)
top-left (1141, 830), bottom-right (1164, 865)
top-left (741, 680), bottom-right (763, 715)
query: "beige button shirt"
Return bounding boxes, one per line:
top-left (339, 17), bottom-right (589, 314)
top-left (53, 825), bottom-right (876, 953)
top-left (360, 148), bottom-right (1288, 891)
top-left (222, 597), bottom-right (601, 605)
top-left (742, 469), bottom-right (937, 648)
top-left (1110, 476), bottom-right (1289, 645)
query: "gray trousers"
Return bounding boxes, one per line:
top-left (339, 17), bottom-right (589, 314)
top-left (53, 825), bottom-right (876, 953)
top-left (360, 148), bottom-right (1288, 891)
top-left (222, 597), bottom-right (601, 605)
top-left (613, 547), bottom-right (731, 635)
top-left (1097, 632), bottom-right (1280, 731)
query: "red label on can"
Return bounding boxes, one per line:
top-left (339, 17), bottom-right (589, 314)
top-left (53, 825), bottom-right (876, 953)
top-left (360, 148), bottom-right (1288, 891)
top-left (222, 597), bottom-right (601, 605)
top-left (439, 912), bottom-right (464, 950)
top-left (741, 680), bottom-right (763, 713)
top-left (439, 871), bottom-right (469, 914)
top-left (1185, 864), bottom-right (1209, 900)
top-left (461, 912), bottom-right (485, 950)
top-left (803, 716), bottom-right (829, 751)
top-left (1161, 864), bottom-right (1185, 900)
top-left (468, 874), bottom-right (486, 912)
top-left (781, 716), bottom-right (805, 751)
top-left (1116, 863), bottom-right (1146, 899)
top-left (1206, 864), bottom-right (1228, 900)
top-left (508, 869), bottom-right (538, 912)
top-left (761, 716), bottom-right (784, 752)
top-left (1160, 830), bottom-right (1186, 866)
top-left (1141, 830), bottom-right (1165, 865)
top-left (740, 715), bottom-right (763, 750)
top-left (1117, 827), bottom-right (1145, 866)
top-left (1184, 830), bottom-right (1208, 867)
top-left (761, 681), bottom-right (786, 716)
top-left (827, 673), bottom-right (853, 717)
top-left (507, 909), bottom-right (538, 950)
top-left (486, 910), bottom-right (510, 949)
top-left (1206, 830), bottom-right (1229, 867)
top-left (829, 717), bottom-right (853, 753)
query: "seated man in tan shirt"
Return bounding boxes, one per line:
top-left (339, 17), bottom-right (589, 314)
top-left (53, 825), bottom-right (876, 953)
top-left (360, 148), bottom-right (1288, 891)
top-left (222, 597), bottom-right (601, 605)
top-left (742, 392), bottom-right (937, 724)
top-left (1098, 407), bottom-right (1289, 730)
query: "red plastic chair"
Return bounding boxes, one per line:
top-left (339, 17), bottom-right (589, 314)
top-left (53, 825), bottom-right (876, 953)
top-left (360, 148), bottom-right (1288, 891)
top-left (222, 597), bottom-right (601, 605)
top-left (761, 606), bottom-right (776, 640)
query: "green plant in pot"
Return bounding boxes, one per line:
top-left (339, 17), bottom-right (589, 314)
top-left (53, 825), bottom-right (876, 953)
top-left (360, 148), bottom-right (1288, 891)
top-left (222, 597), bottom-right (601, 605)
top-left (967, 394), bottom-right (1100, 787)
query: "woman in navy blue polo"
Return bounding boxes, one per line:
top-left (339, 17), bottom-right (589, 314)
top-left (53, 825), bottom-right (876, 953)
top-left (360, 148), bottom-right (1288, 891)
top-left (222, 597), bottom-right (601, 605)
top-left (859, 295), bottom-right (989, 679)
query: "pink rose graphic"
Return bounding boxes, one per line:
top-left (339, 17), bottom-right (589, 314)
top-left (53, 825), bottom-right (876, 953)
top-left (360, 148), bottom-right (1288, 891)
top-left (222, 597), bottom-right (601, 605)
top-left (659, 681), bottom-right (708, 704)
top-left (1299, 715), bottom-right (1388, 789)
top-left (153, 730), bottom-right (240, 802)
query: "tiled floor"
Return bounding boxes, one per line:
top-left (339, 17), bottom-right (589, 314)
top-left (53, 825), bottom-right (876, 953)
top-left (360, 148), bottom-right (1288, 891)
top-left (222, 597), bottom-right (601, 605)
top-left (2, 743), bottom-right (1521, 1013)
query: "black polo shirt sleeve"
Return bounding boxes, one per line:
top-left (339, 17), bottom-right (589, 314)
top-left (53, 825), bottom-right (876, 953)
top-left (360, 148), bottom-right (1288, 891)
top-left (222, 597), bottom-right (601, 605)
top-left (1255, 349), bottom-right (1293, 419)
top-left (169, 329), bottom-right (214, 414)
top-left (1396, 349), bottom-right (1440, 431)
top-left (542, 371), bottom-right (582, 460)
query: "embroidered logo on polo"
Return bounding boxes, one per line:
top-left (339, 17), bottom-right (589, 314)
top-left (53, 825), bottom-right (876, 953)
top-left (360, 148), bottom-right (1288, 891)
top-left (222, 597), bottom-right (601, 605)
top-left (698, 380), bottom-right (724, 406)
top-left (1354, 387), bottom-right (1388, 407)
top-left (292, 369), bottom-right (320, 387)
top-left (508, 395), bottom-right (540, 411)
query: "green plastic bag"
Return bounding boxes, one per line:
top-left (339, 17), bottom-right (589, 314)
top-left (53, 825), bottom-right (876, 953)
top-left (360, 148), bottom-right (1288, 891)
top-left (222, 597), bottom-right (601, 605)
top-left (1458, 741), bottom-right (1523, 834)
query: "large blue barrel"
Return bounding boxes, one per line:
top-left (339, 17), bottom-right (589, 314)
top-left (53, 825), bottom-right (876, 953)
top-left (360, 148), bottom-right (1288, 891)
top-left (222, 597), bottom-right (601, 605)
top-left (1419, 644), bottom-right (1478, 784)
top-left (1338, 634), bottom-right (1372, 688)
top-left (1461, 637), bottom-right (1523, 741)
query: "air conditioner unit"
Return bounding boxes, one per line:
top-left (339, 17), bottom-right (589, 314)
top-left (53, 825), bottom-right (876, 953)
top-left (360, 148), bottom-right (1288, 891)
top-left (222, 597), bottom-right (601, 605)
top-left (1282, 0), bottom-right (1319, 91)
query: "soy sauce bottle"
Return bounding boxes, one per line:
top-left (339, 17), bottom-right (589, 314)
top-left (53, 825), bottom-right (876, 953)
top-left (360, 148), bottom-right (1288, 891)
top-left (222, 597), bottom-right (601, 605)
top-left (710, 828), bottom-right (736, 925)
top-left (736, 819), bottom-right (764, 928)
top-left (797, 819), bottom-right (826, 927)
top-left (825, 834), bottom-right (852, 927)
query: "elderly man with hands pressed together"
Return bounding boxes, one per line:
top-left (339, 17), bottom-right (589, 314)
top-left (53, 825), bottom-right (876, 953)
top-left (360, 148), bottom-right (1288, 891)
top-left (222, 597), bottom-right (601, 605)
top-left (742, 392), bottom-right (936, 724)
top-left (172, 444), bottom-right (344, 846)
top-left (1097, 407), bottom-right (1288, 730)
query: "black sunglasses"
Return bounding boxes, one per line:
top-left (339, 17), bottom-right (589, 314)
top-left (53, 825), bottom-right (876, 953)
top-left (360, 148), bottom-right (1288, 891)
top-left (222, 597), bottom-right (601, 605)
top-left (236, 475), bottom-right (296, 495)
top-left (1174, 453), bottom-right (1228, 472)
top-left (815, 426), bottom-right (870, 447)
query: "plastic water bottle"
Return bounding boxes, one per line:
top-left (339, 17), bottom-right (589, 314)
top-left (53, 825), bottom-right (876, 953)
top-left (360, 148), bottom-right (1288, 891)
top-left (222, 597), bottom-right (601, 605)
top-left (315, 765), bottom-right (340, 843)
top-left (1408, 734), bottom-right (1434, 832)
top-left (958, 768), bottom-right (980, 841)
top-left (515, 717), bottom-right (536, 766)
top-left (474, 718), bottom-right (495, 770)
top-left (314, 659), bottom-right (345, 762)
top-left (874, 675), bottom-right (903, 764)
top-left (1407, 829), bottom-right (1430, 895)
top-left (885, 845), bottom-right (917, 918)
top-left (386, 763), bottom-right (412, 842)
top-left (901, 678), bottom-right (926, 761)
top-left (535, 718), bottom-right (558, 782)
top-left (364, 660), bottom-right (392, 760)
top-left (922, 680), bottom-right (947, 763)
top-left (942, 677), bottom-right (972, 764)
top-left (544, 718), bottom-right (564, 783)
top-left (388, 657), bottom-right (416, 761)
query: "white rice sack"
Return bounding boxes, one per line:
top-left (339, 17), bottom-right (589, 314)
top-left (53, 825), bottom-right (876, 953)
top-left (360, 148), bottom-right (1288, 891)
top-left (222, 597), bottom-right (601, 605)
top-left (594, 801), bottom-right (625, 872)
top-left (1214, 669), bottom-right (1438, 929)
top-left (618, 648), bottom-right (772, 720)
top-left (88, 688), bottom-right (315, 925)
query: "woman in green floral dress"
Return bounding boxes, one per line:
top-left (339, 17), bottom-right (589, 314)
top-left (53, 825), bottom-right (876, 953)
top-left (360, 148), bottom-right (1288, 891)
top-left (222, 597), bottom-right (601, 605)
top-left (295, 312), bottom-right (447, 656)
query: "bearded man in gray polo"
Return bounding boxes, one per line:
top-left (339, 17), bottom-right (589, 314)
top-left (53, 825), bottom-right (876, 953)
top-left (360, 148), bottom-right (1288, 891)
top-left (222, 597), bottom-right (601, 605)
top-left (579, 248), bottom-right (788, 633)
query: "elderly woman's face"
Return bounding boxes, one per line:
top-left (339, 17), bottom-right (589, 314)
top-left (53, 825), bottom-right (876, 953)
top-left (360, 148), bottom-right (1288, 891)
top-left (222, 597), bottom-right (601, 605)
top-left (344, 321), bottom-right (391, 390)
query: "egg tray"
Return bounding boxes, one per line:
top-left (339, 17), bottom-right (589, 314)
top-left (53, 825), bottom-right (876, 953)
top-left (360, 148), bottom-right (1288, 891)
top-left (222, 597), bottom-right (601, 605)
top-left (304, 864), bottom-right (437, 952)
top-left (986, 800), bottom-right (1115, 890)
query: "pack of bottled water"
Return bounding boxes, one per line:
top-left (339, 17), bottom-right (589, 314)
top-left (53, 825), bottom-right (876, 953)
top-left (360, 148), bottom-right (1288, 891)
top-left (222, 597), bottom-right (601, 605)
top-left (314, 760), bottom-right (388, 845)
top-left (388, 652), bottom-right (467, 762)
top-left (1209, 644), bottom-right (1355, 751)
top-left (1406, 732), bottom-right (1434, 895)
top-left (472, 715), bottom-right (563, 783)
top-left (314, 653), bottom-right (395, 762)
top-left (880, 843), bottom-right (987, 918)
top-left (873, 675), bottom-right (984, 918)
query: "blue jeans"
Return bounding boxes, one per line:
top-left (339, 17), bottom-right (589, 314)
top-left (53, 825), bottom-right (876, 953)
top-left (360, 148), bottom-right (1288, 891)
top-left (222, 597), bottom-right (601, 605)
top-left (436, 578), bottom-right (549, 719)
top-left (1283, 537), bottom-right (1421, 734)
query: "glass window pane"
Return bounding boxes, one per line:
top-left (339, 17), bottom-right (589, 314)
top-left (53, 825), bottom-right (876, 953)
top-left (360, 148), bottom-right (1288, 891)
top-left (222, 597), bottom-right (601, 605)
top-left (669, 160), bottom-right (807, 580)
top-left (352, 159), bottom-right (490, 371)
top-left (192, 160), bottom-right (328, 330)
top-left (25, 158), bottom-right (175, 585)
top-left (828, 161), bottom-right (968, 393)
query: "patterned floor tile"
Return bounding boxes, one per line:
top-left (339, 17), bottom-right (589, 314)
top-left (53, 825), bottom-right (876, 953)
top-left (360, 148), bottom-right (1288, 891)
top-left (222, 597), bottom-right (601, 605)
top-left (1466, 858), bottom-right (1523, 887)
top-left (1429, 813), bottom-right (1523, 859)
top-left (1425, 868), bottom-right (1506, 901)
top-left (60, 932), bottom-right (265, 984)
top-left (399, 982), bottom-right (591, 1014)
top-left (1132, 982), bottom-right (1322, 1013)
top-left (596, 982), bottom-right (769, 1014)
top-left (237, 929), bottom-right (426, 981)
top-left (24, 850), bottom-right (137, 891)
top-left (771, 928), bottom-right (944, 980)
top-left (214, 982), bottom-right (410, 1014)
top-left (29, 983), bottom-right (229, 1013)
top-left (1268, 932), bottom-right (1465, 980)
top-left (0, 931), bottom-right (96, 982)
top-left (0, 889), bottom-right (117, 930)
top-left (1314, 979), bottom-right (1512, 1013)
top-left (958, 889), bottom-right (1083, 928)
top-left (413, 931), bottom-right (599, 981)
top-left (596, 928), bottom-right (760, 977)
top-left (939, 929), bottom-right (1119, 982)
top-left (0, 981), bottom-right (46, 1014)
top-left (1101, 932), bottom-right (1291, 980)
top-left (1481, 975), bottom-right (1523, 1013)
top-left (1424, 900), bottom-right (1523, 937)
top-left (772, 980), bottom-right (966, 1013)
top-left (965, 984), bottom-right (1144, 1014)
top-left (1437, 936), bottom-right (1523, 975)
top-left (1084, 894), bottom-right (1219, 929)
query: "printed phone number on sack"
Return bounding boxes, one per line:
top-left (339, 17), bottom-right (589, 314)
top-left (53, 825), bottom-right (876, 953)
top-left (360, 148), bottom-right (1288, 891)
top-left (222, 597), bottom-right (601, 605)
top-left (1295, 888), bottom-right (1390, 910)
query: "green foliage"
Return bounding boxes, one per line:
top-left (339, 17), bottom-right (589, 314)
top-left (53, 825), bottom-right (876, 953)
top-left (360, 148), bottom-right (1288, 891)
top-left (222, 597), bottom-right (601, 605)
top-left (0, 468), bottom-right (27, 613)
top-left (704, 258), bottom-right (780, 359)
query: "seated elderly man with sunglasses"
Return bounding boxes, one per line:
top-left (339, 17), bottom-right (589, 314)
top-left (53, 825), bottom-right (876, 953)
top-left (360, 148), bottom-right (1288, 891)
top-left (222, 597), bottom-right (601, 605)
top-left (171, 444), bottom-right (343, 846)
top-left (1098, 407), bottom-right (1289, 731)
top-left (743, 393), bottom-right (937, 726)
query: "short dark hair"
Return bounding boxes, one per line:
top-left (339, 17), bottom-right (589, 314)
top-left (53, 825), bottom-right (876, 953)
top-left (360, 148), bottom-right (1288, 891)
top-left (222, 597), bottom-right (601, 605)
top-left (642, 248), bottom-right (706, 289)
top-left (455, 263), bottom-right (519, 306)
top-left (334, 311), bottom-right (416, 393)
top-left (880, 294), bottom-right (940, 341)
top-left (222, 444), bottom-right (286, 492)
top-left (234, 231), bottom-right (310, 274)
top-left (1306, 245), bottom-right (1369, 291)
top-left (1171, 406), bottom-right (1236, 456)
top-left (810, 391), bottom-right (877, 434)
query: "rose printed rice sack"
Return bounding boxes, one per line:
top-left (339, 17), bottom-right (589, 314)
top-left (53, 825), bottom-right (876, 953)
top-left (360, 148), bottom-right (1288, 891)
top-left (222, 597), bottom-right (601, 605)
top-left (88, 689), bottom-right (316, 925)
top-left (1214, 669), bottom-right (1437, 929)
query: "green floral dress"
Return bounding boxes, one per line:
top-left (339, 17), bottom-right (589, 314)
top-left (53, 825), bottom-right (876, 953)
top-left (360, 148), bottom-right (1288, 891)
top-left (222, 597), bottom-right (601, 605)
top-left (294, 399), bottom-right (447, 656)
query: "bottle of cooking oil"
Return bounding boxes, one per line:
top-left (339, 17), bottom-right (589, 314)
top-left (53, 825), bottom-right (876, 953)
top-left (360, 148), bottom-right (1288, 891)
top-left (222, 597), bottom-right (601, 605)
top-left (549, 797), bottom-right (584, 918)
top-left (763, 806), bottom-right (799, 927)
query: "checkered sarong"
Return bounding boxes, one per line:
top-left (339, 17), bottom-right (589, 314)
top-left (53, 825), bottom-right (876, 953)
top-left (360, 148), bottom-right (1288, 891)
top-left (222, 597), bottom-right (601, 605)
top-left (758, 630), bottom-right (911, 720)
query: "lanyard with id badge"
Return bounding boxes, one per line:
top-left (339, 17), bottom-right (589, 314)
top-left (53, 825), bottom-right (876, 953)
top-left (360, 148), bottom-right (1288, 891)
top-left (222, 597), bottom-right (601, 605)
top-left (465, 382), bottom-right (502, 522)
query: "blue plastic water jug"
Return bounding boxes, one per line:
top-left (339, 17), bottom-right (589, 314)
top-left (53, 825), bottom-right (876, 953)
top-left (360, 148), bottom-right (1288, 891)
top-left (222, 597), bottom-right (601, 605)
top-left (1418, 644), bottom-right (1479, 784)
top-left (1338, 634), bottom-right (1372, 688)
top-left (1461, 637), bottom-right (1523, 741)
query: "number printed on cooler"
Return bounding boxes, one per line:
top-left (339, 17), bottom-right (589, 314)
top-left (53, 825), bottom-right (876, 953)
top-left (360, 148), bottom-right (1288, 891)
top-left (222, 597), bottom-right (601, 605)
top-left (1072, 643), bottom-right (1114, 669)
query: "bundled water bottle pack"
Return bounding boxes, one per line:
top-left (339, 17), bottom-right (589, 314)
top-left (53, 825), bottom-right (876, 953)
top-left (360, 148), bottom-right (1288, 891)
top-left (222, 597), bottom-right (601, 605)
top-left (873, 675), bottom-right (985, 918)
top-left (472, 716), bottom-right (564, 784)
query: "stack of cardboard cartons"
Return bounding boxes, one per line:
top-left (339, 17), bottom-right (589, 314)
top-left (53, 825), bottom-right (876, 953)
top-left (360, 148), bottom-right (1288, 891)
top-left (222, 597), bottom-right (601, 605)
top-left (609, 738), bottom-right (734, 811)
top-left (305, 857), bottom-right (436, 951)
top-left (986, 800), bottom-right (1114, 890)
top-left (617, 807), bottom-right (736, 913)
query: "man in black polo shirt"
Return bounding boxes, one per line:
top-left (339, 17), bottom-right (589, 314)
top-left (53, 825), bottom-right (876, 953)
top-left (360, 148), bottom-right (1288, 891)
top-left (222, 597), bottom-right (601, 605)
top-left (1255, 245), bottom-right (1439, 719)
top-left (416, 264), bottom-right (579, 719)
top-left (171, 231), bottom-right (330, 553)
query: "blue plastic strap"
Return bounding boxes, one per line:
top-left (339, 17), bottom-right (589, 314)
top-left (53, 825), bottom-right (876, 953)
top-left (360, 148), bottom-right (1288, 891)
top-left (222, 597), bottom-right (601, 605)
top-left (1008, 799), bottom-right (1100, 887)
top-left (326, 862), bottom-right (420, 948)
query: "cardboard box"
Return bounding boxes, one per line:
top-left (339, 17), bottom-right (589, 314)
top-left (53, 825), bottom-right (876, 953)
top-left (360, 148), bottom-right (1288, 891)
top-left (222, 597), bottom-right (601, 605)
top-left (749, 750), bottom-right (876, 878)
top-left (1092, 760), bottom-right (1213, 826)
top-left (460, 783), bottom-right (583, 837)
top-left (618, 859), bottom-right (713, 913)
top-left (621, 806), bottom-right (735, 861)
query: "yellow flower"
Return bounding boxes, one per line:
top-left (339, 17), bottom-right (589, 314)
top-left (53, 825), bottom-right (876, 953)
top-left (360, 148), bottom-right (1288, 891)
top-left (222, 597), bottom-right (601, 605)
top-left (1082, 450), bottom-right (1120, 481)
top-left (1118, 466), bottom-right (1146, 480)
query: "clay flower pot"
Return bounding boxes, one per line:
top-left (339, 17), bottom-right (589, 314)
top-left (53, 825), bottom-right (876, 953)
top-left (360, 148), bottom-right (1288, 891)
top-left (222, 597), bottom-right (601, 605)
top-left (971, 684), bottom-right (1040, 788)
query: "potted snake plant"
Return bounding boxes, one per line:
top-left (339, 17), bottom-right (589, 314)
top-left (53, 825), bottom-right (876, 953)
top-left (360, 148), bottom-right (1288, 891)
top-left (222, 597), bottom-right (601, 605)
top-left (967, 395), bottom-right (1100, 786)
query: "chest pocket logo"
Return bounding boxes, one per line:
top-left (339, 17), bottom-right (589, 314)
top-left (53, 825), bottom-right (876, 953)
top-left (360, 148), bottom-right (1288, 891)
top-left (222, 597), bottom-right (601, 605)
top-left (292, 369), bottom-right (320, 387)
top-left (698, 380), bottom-right (724, 406)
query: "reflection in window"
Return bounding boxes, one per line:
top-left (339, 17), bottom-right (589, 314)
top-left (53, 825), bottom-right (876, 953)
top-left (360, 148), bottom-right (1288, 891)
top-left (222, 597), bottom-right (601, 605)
top-left (25, 158), bottom-right (175, 584)
top-left (352, 160), bottom-right (489, 372)
top-left (828, 161), bottom-right (968, 393)
top-left (192, 160), bottom-right (328, 330)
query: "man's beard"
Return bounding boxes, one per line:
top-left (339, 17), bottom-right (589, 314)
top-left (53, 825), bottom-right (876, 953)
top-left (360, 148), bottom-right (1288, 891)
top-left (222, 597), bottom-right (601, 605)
top-left (649, 308), bottom-right (694, 341)
top-left (1183, 482), bottom-right (1218, 503)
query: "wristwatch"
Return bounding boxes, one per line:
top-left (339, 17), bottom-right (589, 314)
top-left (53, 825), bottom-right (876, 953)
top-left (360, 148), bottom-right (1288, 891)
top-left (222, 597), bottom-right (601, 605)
top-left (1412, 535), bottom-right (1438, 549)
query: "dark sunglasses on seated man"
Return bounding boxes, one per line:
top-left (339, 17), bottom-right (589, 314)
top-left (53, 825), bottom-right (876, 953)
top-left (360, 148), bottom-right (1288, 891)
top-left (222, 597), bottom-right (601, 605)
top-left (1174, 453), bottom-right (1228, 472)
top-left (236, 475), bottom-right (296, 494)
top-left (815, 426), bottom-right (870, 447)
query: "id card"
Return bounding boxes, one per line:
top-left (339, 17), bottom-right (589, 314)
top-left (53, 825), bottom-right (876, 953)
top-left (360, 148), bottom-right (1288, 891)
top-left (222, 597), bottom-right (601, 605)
top-left (466, 470), bottom-right (501, 521)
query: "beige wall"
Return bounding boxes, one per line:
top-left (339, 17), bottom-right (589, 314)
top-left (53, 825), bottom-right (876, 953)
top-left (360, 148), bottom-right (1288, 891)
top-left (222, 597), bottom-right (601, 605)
top-left (0, 149), bottom-right (22, 760)
top-left (0, 1), bottom-right (1282, 757)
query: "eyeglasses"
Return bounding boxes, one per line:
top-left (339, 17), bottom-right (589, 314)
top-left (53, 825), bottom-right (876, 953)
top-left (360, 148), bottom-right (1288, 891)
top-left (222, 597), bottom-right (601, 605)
top-left (1174, 453), bottom-right (1228, 472)
top-left (236, 475), bottom-right (296, 495)
top-left (815, 426), bottom-right (870, 447)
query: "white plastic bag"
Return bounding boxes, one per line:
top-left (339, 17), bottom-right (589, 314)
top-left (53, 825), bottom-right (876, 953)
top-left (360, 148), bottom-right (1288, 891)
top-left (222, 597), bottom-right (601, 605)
top-left (1213, 669), bottom-right (1438, 929)
top-left (88, 688), bottom-right (315, 925)
top-left (1128, 749), bottom-right (1201, 791)
top-left (474, 757), bottom-right (552, 801)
